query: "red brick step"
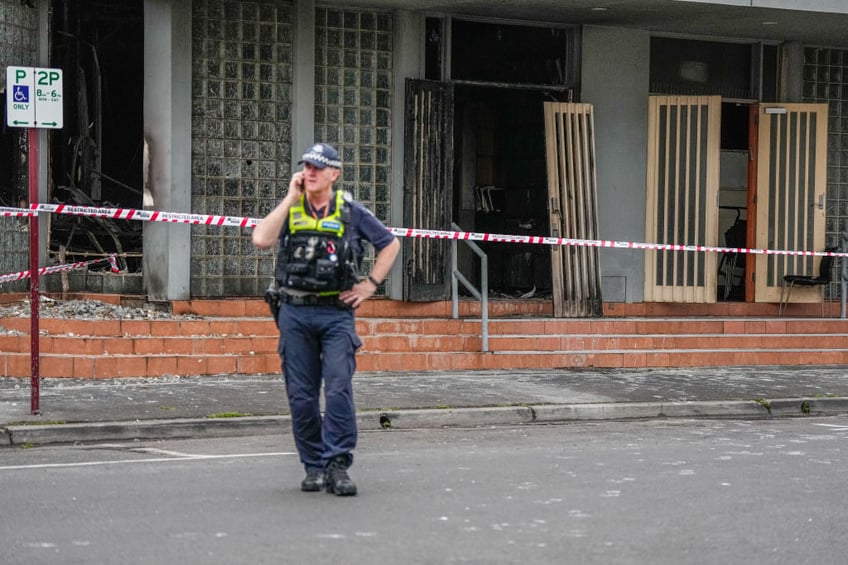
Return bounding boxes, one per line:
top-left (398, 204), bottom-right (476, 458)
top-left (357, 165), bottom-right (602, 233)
top-left (2, 298), bottom-right (847, 378)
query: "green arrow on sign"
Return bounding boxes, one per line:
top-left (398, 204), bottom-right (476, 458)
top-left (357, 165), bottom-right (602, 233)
top-left (12, 120), bottom-right (30, 126)
top-left (41, 122), bottom-right (57, 127)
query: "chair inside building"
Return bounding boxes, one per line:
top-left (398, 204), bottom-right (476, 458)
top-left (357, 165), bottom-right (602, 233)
top-left (778, 247), bottom-right (837, 317)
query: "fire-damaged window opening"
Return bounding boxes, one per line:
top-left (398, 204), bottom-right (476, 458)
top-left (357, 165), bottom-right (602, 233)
top-left (442, 18), bottom-right (578, 299)
top-left (49, 0), bottom-right (144, 276)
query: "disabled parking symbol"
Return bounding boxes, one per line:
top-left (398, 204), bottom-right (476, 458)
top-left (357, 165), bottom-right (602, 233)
top-left (13, 85), bottom-right (29, 103)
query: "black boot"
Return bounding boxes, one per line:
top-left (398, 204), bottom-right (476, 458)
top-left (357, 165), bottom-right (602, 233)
top-left (325, 455), bottom-right (357, 496)
top-left (301, 469), bottom-right (325, 492)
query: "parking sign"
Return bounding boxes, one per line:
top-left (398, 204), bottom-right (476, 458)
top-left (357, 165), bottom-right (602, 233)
top-left (7, 66), bottom-right (35, 127)
top-left (6, 66), bottom-right (63, 129)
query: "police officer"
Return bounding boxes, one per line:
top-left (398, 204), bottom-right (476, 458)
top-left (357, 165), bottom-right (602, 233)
top-left (253, 143), bottom-right (399, 496)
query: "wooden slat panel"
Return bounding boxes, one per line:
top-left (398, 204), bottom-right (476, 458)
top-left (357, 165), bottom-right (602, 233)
top-left (644, 96), bottom-right (720, 303)
top-left (544, 105), bottom-right (566, 317)
top-left (544, 102), bottom-right (602, 317)
top-left (755, 104), bottom-right (828, 303)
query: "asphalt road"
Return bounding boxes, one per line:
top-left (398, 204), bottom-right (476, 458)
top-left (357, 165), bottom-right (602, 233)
top-left (1, 418), bottom-right (846, 565)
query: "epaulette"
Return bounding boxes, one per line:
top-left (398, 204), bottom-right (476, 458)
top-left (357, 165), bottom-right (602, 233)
top-left (338, 190), bottom-right (353, 223)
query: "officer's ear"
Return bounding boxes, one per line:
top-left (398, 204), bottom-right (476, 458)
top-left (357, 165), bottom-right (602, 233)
top-left (330, 167), bottom-right (341, 182)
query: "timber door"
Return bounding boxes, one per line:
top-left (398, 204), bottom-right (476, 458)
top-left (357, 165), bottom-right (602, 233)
top-left (644, 96), bottom-right (721, 303)
top-left (754, 103), bottom-right (828, 303)
top-left (543, 102), bottom-right (602, 317)
top-left (403, 79), bottom-right (454, 301)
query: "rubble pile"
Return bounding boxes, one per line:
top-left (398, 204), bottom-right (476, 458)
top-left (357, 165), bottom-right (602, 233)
top-left (0, 297), bottom-right (198, 321)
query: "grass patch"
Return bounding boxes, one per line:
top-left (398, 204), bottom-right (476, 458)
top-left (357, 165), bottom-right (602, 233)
top-left (6, 420), bottom-right (67, 426)
top-left (206, 411), bottom-right (252, 419)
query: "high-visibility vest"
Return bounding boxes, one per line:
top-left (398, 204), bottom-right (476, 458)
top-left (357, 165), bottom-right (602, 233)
top-left (275, 190), bottom-right (355, 294)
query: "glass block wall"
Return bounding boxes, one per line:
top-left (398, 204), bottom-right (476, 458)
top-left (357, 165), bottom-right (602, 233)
top-left (314, 7), bottom-right (393, 281)
top-left (803, 47), bottom-right (848, 299)
top-left (190, 0), bottom-right (294, 297)
top-left (0, 0), bottom-right (37, 294)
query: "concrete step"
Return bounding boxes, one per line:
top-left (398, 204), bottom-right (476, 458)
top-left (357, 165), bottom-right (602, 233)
top-left (3, 312), bottom-right (848, 377)
top-left (5, 344), bottom-right (848, 377)
top-left (6, 314), bottom-right (847, 338)
top-left (358, 347), bottom-right (848, 371)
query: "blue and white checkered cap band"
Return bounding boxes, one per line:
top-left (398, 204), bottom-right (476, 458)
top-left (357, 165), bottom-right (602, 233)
top-left (301, 151), bottom-right (341, 168)
top-left (299, 144), bottom-right (341, 169)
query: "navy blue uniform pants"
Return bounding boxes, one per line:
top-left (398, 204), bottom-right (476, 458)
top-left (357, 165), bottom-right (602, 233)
top-left (278, 303), bottom-right (361, 472)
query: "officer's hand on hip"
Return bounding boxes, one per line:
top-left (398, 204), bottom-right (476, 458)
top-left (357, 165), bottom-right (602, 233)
top-left (339, 279), bottom-right (377, 309)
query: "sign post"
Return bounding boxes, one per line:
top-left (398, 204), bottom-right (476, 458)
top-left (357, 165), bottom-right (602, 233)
top-left (6, 66), bottom-right (63, 415)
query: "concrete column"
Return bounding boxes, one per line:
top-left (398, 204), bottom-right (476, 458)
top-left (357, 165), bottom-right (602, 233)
top-left (143, 0), bottom-right (192, 301)
top-left (581, 25), bottom-right (650, 303)
top-left (779, 41), bottom-right (804, 103)
top-left (389, 10), bottom-right (422, 300)
top-left (292, 0), bottom-right (315, 165)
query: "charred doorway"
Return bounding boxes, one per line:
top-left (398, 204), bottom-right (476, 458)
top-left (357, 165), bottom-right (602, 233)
top-left (49, 0), bottom-right (144, 286)
top-left (454, 86), bottom-right (552, 298)
top-left (418, 17), bottom-right (579, 300)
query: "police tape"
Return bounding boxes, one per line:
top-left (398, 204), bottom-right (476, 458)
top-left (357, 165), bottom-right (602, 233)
top-left (32, 203), bottom-right (258, 227)
top-left (0, 255), bottom-right (120, 285)
top-left (0, 203), bottom-right (846, 259)
top-left (0, 206), bottom-right (37, 218)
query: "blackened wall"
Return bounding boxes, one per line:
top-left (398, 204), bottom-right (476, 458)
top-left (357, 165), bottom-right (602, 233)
top-left (0, 0), bottom-right (38, 292)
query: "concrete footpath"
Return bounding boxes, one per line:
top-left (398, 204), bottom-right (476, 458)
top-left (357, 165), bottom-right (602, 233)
top-left (2, 366), bottom-right (848, 446)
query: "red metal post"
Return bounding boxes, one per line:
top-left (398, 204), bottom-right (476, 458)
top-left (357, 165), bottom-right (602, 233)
top-left (28, 127), bottom-right (40, 415)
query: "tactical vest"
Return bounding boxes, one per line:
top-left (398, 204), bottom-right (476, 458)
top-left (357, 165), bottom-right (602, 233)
top-left (275, 190), bottom-right (356, 295)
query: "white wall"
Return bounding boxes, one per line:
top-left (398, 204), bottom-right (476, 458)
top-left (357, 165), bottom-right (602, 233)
top-left (580, 25), bottom-right (650, 302)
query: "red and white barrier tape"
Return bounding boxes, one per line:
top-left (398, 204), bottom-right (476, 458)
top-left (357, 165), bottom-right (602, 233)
top-left (1, 203), bottom-right (846, 258)
top-left (0, 254), bottom-right (120, 285)
top-left (388, 227), bottom-right (848, 258)
top-left (0, 206), bottom-right (37, 218)
top-left (14, 203), bottom-right (258, 228)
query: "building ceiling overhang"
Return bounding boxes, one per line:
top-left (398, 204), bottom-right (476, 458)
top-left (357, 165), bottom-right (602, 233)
top-left (329, 0), bottom-right (848, 48)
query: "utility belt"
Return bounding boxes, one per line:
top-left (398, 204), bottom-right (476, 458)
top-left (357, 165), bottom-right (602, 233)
top-left (280, 293), bottom-right (345, 307)
top-left (265, 282), bottom-right (349, 327)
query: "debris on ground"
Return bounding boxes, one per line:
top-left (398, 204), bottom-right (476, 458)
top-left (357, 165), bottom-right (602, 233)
top-left (0, 296), bottom-right (198, 321)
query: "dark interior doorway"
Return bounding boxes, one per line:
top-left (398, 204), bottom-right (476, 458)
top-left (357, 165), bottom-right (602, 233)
top-left (454, 85), bottom-right (553, 298)
top-left (717, 101), bottom-right (752, 301)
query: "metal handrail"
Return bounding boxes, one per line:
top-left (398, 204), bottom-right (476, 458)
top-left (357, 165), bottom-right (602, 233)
top-left (450, 222), bottom-right (489, 352)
